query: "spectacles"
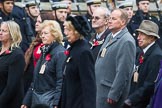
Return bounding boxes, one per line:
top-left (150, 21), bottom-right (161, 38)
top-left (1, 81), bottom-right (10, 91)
top-left (92, 16), bottom-right (106, 21)
top-left (92, 16), bottom-right (101, 20)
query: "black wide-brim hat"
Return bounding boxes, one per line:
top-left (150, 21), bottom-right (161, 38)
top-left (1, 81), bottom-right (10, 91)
top-left (66, 15), bottom-right (91, 37)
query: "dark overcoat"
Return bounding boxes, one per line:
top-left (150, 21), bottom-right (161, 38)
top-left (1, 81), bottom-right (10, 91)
top-left (61, 39), bottom-right (96, 108)
top-left (0, 48), bottom-right (25, 108)
top-left (89, 29), bottom-right (111, 61)
top-left (129, 43), bottom-right (162, 108)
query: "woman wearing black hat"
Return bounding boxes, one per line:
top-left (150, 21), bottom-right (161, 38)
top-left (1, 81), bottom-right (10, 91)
top-left (61, 15), bottom-right (96, 108)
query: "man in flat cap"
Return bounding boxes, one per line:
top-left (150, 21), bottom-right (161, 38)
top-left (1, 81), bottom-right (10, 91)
top-left (124, 20), bottom-right (162, 108)
top-left (127, 0), bottom-right (159, 46)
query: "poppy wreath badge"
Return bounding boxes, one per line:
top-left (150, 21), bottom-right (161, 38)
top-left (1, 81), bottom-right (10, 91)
top-left (45, 54), bottom-right (51, 61)
top-left (90, 39), bottom-right (104, 49)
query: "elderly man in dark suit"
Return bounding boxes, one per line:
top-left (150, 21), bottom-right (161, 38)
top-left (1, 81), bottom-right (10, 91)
top-left (95, 9), bottom-right (136, 108)
top-left (89, 7), bottom-right (111, 61)
top-left (124, 20), bottom-right (162, 108)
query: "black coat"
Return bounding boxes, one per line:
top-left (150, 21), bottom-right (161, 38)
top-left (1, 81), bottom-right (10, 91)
top-left (89, 29), bottom-right (111, 61)
top-left (128, 43), bottom-right (162, 108)
top-left (61, 39), bottom-right (96, 108)
top-left (0, 47), bottom-right (25, 108)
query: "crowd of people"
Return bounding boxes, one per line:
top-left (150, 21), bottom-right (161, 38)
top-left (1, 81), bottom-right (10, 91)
top-left (0, 0), bottom-right (162, 108)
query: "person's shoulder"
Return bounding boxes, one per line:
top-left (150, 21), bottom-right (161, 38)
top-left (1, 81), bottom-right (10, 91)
top-left (153, 43), bottom-right (162, 54)
top-left (13, 5), bottom-right (24, 13)
top-left (131, 14), bottom-right (140, 21)
top-left (150, 15), bottom-right (158, 21)
top-left (12, 47), bottom-right (24, 55)
top-left (12, 5), bottom-right (25, 19)
top-left (51, 43), bottom-right (65, 55)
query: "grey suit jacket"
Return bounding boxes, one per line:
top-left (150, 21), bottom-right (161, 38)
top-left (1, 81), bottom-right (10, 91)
top-left (95, 27), bottom-right (136, 108)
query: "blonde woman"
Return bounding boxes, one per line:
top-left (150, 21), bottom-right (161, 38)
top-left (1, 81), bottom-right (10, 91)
top-left (0, 21), bottom-right (25, 108)
top-left (61, 15), bottom-right (96, 108)
top-left (21, 20), bottom-right (66, 108)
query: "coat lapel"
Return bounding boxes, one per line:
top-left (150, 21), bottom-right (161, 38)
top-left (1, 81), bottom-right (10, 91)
top-left (105, 27), bottom-right (128, 48)
top-left (143, 43), bottom-right (157, 61)
top-left (99, 27), bottom-right (128, 56)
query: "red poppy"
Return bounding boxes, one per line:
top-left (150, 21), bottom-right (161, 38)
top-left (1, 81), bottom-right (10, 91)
top-left (5, 50), bottom-right (11, 54)
top-left (45, 54), bottom-right (51, 61)
top-left (94, 41), bottom-right (99, 46)
top-left (64, 50), bottom-right (70, 56)
top-left (139, 54), bottom-right (144, 64)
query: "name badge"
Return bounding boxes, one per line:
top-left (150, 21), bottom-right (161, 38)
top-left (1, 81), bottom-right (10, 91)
top-left (39, 63), bottom-right (46, 74)
top-left (100, 48), bottom-right (107, 57)
top-left (133, 71), bottom-right (139, 82)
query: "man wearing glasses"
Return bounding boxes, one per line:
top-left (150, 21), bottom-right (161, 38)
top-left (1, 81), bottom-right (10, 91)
top-left (89, 7), bottom-right (111, 61)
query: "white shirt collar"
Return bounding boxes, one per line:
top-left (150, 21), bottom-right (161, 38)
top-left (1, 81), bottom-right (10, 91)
top-left (143, 41), bottom-right (155, 54)
top-left (96, 30), bottom-right (106, 39)
top-left (112, 30), bottom-right (122, 38)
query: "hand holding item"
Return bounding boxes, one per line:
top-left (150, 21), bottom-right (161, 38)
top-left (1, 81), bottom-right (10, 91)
top-left (107, 98), bottom-right (117, 104)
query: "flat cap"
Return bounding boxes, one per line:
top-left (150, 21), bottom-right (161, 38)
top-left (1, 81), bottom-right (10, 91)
top-left (86, 0), bottom-right (101, 5)
top-left (24, 0), bottom-right (40, 7)
top-left (118, 1), bottom-right (133, 9)
top-left (51, 2), bottom-right (68, 10)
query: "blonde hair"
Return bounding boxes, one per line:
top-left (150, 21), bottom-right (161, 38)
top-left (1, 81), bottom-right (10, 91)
top-left (1, 21), bottom-right (22, 50)
top-left (64, 21), bottom-right (84, 39)
top-left (41, 20), bottom-right (63, 43)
